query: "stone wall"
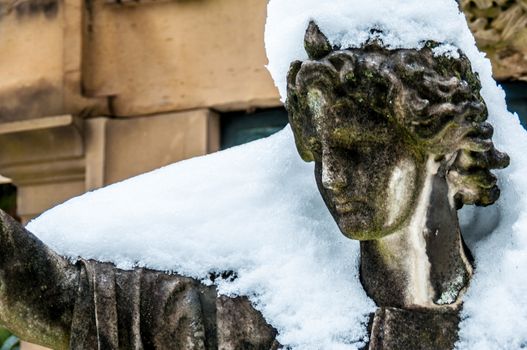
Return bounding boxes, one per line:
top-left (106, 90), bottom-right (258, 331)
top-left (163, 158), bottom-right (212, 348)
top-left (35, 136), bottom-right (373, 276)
top-left (0, 1), bottom-right (279, 348)
top-left (0, 0), bottom-right (280, 225)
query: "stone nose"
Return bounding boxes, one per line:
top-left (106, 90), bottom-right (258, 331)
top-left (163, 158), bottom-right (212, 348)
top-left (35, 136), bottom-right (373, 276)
top-left (321, 149), bottom-right (348, 191)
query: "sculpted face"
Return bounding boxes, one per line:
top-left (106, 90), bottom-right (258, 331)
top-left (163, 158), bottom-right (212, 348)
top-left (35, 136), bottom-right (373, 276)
top-left (286, 23), bottom-right (509, 241)
top-left (305, 108), bottom-right (422, 240)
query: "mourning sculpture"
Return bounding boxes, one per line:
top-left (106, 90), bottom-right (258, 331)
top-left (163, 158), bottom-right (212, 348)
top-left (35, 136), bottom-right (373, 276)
top-left (0, 22), bottom-right (509, 349)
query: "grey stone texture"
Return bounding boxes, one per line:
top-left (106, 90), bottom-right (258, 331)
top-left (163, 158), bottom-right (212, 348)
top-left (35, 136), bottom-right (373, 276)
top-left (286, 21), bottom-right (509, 348)
top-left (0, 211), bottom-right (278, 349)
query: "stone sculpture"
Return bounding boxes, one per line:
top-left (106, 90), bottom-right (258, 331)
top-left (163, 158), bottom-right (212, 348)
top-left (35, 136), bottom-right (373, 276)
top-left (0, 210), bottom-right (279, 349)
top-left (0, 22), bottom-right (509, 349)
top-left (286, 21), bottom-right (509, 348)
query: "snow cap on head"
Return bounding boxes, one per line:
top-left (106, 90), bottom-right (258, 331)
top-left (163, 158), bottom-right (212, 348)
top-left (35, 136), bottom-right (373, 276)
top-left (265, 0), bottom-right (472, 102)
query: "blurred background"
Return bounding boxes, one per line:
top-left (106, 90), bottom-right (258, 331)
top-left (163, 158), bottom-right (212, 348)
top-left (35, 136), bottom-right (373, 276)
top-left (0, 0), bottom-right (526, 349)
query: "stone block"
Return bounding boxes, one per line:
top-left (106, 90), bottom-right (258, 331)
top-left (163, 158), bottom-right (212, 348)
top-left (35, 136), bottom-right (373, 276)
top-left (85, 109), bottom-right (220, 188)
top-left (82, 0), bottom-right (281, 116)
top-left (0, 0), bottom-right (64, 122)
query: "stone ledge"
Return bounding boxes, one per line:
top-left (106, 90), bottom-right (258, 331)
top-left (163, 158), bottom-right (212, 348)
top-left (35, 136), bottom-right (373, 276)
top-left (0, 115), bottom-right (77, 135)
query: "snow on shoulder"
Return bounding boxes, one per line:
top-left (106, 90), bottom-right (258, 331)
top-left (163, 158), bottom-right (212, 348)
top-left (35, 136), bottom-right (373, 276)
top-left (28, 127), bottom-right (375, 349)
top-left (28, 0), bottom-right (527, 348)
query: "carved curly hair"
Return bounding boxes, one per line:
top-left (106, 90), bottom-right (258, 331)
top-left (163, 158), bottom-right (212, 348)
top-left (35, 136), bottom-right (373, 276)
top-left (286, 22), bottom-right (509, 207)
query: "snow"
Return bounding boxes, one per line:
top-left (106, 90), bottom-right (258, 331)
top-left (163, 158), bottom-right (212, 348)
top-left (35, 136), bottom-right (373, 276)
top-left (27, 128), bottom-right (375, 349)
top-left (265, 1), bottom-right (527, 346)
top-left (265, 0), bottom-right (473, 102)
top-left (26, 0), bottom-right (527, 348)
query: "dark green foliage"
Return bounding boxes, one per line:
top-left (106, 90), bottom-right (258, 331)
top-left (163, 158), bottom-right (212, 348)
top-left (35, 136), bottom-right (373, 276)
top-left (0, 328), bottom-right (19, 350)
top-left (0, 328), bottom-right (11, 344)
top-left (0, 184), bottom-right (16, 216)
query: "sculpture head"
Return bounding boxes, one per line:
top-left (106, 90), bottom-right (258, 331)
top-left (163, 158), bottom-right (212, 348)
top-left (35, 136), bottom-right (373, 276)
top-left (286, 22), bottom-right (509, 240)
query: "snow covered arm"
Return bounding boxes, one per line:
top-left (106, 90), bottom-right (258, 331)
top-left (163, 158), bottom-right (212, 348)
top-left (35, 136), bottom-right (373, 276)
top-left (0, 209), bottom-right (77, 350)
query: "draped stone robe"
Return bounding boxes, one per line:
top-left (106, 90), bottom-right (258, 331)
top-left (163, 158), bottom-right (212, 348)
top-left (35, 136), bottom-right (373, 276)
top-left (0, 210), bottom-right (278, 350)
top-left (70, 261), bottom-right (279, 349)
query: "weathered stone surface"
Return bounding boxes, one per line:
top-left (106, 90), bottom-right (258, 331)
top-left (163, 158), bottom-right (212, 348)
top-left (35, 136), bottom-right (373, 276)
top-left (0, 0), bottom-right (59, 20)
top-left (286, 21), bottom-right (509, 347)
top-left (0, 210), bottom-right (278, 349)
top-left (69, 260), bottom-right (278, 350)
top-left (369, 307), bottom-right (460, 350)
top-left (0, 210), bottom-right (76, 349)
top-left (0, 0), bottom-right (279, 122)
top-left (304, 21), bottom-right (333, 60)
top-left (217, 296), bottom-right (281, 350)
top-left (287, 25), bottom-right (508, 309)
top-left (82, 0), bottom-right (280, 116)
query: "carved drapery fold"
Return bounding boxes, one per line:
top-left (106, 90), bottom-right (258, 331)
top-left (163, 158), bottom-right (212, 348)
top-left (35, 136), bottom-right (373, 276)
top-left (70, 260), bottom-right (279, 350)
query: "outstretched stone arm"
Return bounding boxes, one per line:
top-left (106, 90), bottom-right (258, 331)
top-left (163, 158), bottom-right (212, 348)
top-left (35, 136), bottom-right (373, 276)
top-left (0, 209), bottom-right (77, 349)
top-left (0, 209), bottom-right (279, 349)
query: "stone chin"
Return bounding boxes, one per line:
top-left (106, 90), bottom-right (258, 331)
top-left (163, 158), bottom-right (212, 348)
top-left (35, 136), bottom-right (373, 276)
top-left (324, 159), bottom-right (420, 241)
top-left (333, 209), bottom-right (375, 240)
top-left (334, 210), bottom-right (410, 241)
top-left (336, 218), bottom-right (385, 241)
top-left (324, 199), bottom-right (401, 241)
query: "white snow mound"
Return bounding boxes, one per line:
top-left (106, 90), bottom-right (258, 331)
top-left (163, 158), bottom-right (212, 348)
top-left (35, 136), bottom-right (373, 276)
top-left (28, 0), bottom-right (527, 349)
top-left (28, 127), bottom-right (375, 349)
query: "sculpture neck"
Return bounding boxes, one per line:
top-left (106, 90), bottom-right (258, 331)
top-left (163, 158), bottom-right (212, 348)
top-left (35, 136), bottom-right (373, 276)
top-left (360, 156), bottom-right (473, 309)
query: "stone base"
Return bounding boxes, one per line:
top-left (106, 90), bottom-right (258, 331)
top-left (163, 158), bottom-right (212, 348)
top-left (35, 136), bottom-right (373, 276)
top-left (369, 307), bottom-right (460, 350)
